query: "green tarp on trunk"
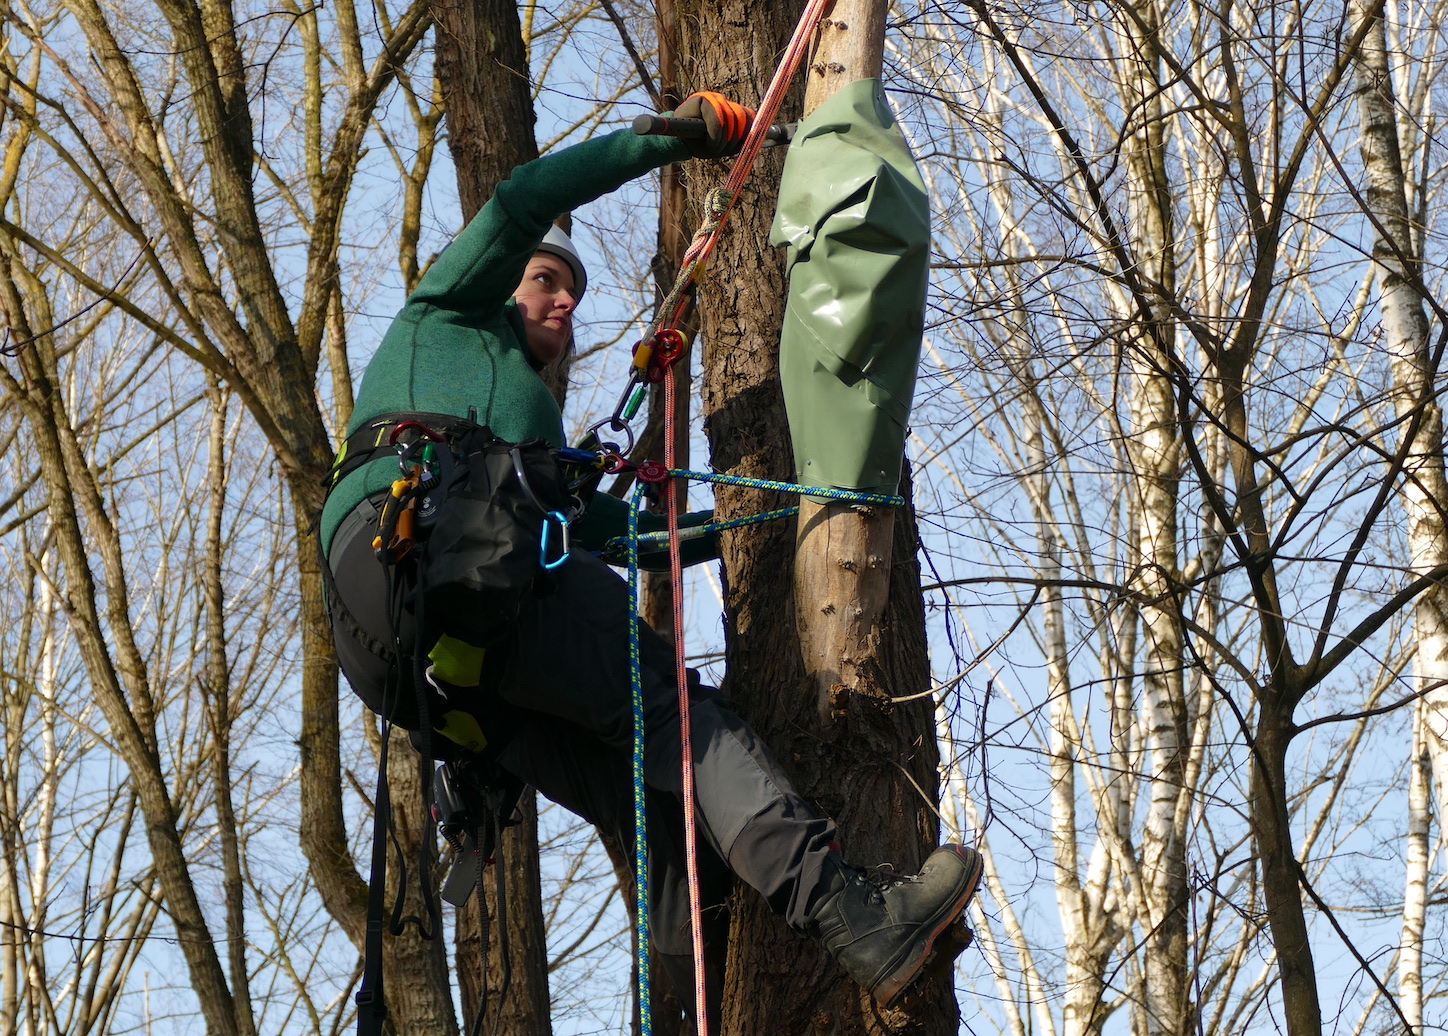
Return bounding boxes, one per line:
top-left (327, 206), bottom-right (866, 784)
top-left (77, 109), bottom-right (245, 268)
top-left (769, 78), bottom-right (929, 496)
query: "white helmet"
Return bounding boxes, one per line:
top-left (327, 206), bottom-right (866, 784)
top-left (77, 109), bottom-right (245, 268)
top-left (536, 225), bottom-right (587, 298)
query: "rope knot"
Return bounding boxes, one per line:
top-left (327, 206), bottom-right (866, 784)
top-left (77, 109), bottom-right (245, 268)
top-left (704, 186), bottom-right (731, 218)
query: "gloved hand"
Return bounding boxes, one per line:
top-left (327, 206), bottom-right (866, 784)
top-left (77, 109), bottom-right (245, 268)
top-left (675, 91), bottom-right (756, 158)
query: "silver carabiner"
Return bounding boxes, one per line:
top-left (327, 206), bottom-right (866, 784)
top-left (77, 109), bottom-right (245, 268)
top-left (584, 415), bottom-right (634, 457)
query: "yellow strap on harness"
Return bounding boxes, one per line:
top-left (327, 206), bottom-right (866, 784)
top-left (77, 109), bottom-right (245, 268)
top-left (429, 634), bottom-right (486, 687)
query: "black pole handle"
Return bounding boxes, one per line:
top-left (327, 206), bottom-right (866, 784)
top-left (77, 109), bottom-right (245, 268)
top-left (632, 113), bottom-right (707, 138)
top-left (632, 113), bottom-right (794, 145)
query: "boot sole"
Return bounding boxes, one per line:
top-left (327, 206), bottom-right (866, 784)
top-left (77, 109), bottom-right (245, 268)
top-left (872, 845), bottom-right (984, 1007)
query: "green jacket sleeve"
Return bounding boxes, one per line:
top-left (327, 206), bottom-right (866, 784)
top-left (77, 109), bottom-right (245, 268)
top-left (411, 131), bottom-right (692, 317)
top-left (572, 491), bottom-right (719, 570)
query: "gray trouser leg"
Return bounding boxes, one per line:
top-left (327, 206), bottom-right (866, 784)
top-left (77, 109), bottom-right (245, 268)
top-left (497, 549), bottom-right (838, 929)
top-left (327, 508), bottom-right (837, 931)
top-left (493, 717), bottom-right (731, 955)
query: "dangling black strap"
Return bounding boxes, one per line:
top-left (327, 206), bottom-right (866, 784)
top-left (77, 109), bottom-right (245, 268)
top-left (355, 728), bottom-right (392, 1036)
top-left (354, 558), bottom-right (441, 1035)
top-left (468, 804), bottom-right (512, 1036)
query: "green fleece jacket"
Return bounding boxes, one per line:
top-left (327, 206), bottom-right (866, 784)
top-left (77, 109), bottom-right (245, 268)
top-left (321, 129), bottom-right (708, 560)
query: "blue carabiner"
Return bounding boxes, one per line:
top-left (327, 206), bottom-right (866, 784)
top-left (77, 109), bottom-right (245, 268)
top-left (540, 510), bottom-right (570, 571)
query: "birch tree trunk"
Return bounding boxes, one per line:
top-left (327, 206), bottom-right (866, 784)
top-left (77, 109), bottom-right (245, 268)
top-left (1117, 5), bottom-right (1190, 1029)
top-left (1352, 3), bottom-right (1445, 1029)
top-left (1402, 701), bottom-right (1431, 1031)
top-left (1024, 409), bottom-right (1121, 1036)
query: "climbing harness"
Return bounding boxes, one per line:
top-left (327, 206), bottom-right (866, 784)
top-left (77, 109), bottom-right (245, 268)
top-left (323, 412), bottom-right (594, 1036)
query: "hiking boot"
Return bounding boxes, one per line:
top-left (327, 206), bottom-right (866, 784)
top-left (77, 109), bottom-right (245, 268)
top-left (806, 844), bottom-right (983, 1006)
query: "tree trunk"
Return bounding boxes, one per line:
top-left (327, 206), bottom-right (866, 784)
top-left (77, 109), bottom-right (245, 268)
top-left (457, 800), bottom-right (554, 1034)
top-left (429, 5), bottom-right (553, 1030)
top-left (676, 2), bottom-right (949, 1030)
top-left (1029, 413), bottom-right (1117, 1036)
top-left (1116, 4), bottom-right (1190, 1030)
top-left (639, 8), bottom-right (691, 645)
top-left (676, 2), bottom-right (801, 1028)
top-left (792, 3), bottom-right (954, 1031)
top-left (1352, 3), bottom-right (1444, 1028)
top-left (792, 0), bottom-right (892, 736)
top-left (1401, 701), bottom-right (1430, 1032)
top-left (430, 0), bottom-right (539, 216)
top-left (384, 728), bottom-right (460, 1036)
top-left (637, 8), bottom-right (691, 1029)
top-left (1251, 701), bottom-right (1321, 1036)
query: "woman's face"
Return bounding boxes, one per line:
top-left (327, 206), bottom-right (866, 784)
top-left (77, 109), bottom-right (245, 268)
top-left (513, 253), bottom-right (577, 365)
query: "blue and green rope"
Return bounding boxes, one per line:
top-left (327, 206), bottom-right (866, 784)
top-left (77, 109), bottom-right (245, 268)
top-left (627, 483), bottom-right (653, 1032)
top-left (623, 468), bottom-right (902, 1029)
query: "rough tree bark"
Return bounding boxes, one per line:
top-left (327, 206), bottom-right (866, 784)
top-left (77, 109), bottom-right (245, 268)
top-left (427, 3), bottom-right (553, 1031)
top-left (676, 0), bottom-right (952, 1030)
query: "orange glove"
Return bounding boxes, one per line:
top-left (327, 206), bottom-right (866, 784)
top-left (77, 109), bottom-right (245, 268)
top-left (675, 91), bottom-right (756, 158)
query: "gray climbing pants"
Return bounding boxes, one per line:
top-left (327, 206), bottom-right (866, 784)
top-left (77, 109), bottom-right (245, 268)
top-left (325, 497), bottom-right (839, 968)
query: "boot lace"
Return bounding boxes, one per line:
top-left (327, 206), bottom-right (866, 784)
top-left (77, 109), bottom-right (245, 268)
top-left (855, 864), bottom-right (920, 903)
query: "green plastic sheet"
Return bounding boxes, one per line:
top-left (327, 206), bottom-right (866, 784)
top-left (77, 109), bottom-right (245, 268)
top-left (769, 78), bottom-right (929, 495)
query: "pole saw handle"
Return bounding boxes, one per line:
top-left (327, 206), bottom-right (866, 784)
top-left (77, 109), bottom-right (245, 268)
top-left (632, 113), bottom-right (794, 146)
top-left (633, 113), bottom-right (707, 139)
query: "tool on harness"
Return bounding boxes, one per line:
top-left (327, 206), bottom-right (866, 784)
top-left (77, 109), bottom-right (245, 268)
top-left (373, 467), bottom-right (423, 562)
top-left (432, 757), bottom-right (525, 906)
top-left (372, 428), bottom-right (451, 562)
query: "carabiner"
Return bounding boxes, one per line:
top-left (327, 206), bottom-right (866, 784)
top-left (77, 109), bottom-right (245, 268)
top-left (539, 510), bottom-right (570, 571)
top-left (388, 420), bottom-right (444, 446)
top-left (585, 415), bottom-right (635, 457)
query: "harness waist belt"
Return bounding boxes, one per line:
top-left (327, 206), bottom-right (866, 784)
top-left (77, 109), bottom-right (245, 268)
top-left (324, 411), bottom-right (491, 493)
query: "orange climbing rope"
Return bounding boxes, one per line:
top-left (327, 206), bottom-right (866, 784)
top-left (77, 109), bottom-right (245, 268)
top-left (640, 0), bottom-right (835, 352)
